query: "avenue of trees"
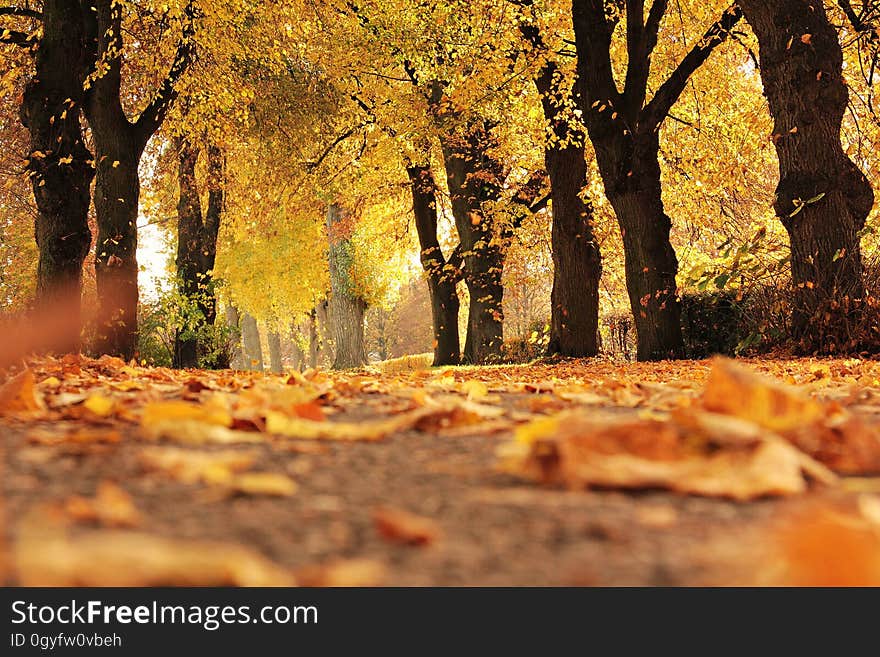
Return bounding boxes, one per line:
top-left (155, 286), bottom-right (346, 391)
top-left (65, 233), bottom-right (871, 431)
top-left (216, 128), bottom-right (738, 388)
top-left (2, 0), bottom-right (880, 368)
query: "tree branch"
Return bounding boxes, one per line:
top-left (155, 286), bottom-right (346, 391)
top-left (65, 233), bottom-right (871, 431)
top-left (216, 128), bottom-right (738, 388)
top-left (0, 6), bottom-right (41, 19)
top-left (134, 1), bottom-right (196, 147)
top-left (305, 125), bottom-right (361, 172)
top-left (0, 26), bottom-right (32, 45)
top-left (572, 0), bottom-right (623, 113)
top-left (642, 3), bottom-right (742, 132)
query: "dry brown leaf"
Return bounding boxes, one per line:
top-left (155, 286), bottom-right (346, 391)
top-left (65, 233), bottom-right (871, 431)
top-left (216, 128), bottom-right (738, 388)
top-left (139, 446), bottom-right (257, 485)
top-left (15, 517), bottom-right (296, 586)
top-left (703, 357), bottom-right (827, 432)
top-left (296, 558), bottom-right (387, 586)
top-left (142, 419), bottom-right (266, 445)
top-left (0, 370), bottom-right (45, 414)
top-left (64, 481), bottom-right (141, 527)
top-left (499, 409), bottom-right (835, 501)
top-left (373, 506), bottom-right (442, 546)
top-left (703, 358), bottom-right (880, 474)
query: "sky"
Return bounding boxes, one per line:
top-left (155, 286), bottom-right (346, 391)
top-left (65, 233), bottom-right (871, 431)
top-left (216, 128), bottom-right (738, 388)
top-left (137, 221), bottom-right (172, 302)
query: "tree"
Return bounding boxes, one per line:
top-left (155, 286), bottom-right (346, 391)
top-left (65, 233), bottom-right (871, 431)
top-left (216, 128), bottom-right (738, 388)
top-left (4, 1), bottom-right (94, 337)
top-left (437, 116), bottom-right (507, 364)
top-left (84, 0), bottom-right (194, 358)
top-left (267, 330), bottom-right (283, 373)
top-left (407, 163), bottom-right (461, 366)
top-left (173, 135), bottom-right (224, 368)
top-left (519, 13), bottom-right (602, 358)
top-left (738, 0), bottom-right (875, 353)
top-left (240, 310), bottom-right (263, 371)
top-left (327, 204), bottom-right (368, 369)
top-left (571, 0), bottom-right (742, 360)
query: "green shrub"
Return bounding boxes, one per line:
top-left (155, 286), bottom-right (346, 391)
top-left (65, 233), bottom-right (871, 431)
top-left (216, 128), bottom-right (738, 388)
top-left (137, 280), bottom-right (238, 369)
top-left (679, 291), bottom-right (746, 358)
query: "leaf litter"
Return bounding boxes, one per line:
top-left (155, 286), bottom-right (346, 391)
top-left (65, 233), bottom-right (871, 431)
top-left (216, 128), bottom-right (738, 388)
top-left (4, 354), bottom-right (880, 585)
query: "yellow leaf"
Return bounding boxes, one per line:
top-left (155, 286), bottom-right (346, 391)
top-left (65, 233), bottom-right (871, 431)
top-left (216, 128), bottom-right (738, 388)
top-left (83, 394), bottom-right (115, 417)
top-left (230, 472), bottom-right (298, 497)
top-left (141, 400), bottom-right (232, 428)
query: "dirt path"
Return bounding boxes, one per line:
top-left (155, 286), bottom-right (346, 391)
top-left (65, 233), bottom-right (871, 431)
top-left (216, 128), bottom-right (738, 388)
top-left (2, 356), bottom-right (879, 586)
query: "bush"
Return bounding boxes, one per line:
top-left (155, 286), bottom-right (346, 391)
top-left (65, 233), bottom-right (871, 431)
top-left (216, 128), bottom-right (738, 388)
top-left (503, 318), bottom-right (549, 364)
top-left (137, 281), bottom-right (238, 369)
top-left (679, 291), bottom-right (746, 358)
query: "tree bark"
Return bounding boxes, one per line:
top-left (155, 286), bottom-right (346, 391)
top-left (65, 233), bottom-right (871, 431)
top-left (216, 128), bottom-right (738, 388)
top-left (525, 27), bottom-right (602, 358)
top-left (83, 0), bottom-right (193, 359)
top-left (308, 308), bottom-right (319, 369)
top-left (597, 131), bottom-right (684, 361)
top-left (316, 299), bottom-right (332, 366)
top-left (225, 303), bottom-right (244, 370)
top-left (173, 136), bottom-right (224, 368)
top-left (327, 205), bottom-right (367, 369)
top-left (739, 0), bottom-right (874, 353)
top-left (19, 0), bottom-right (94, 342)
top-left (571, 1), bottom-right (742, 360)
top-left (439, 124), bottom-right (505, 364)
top-left (268, 331), bottom-right (283, 374)
top-left (406, 164), bottom-right (461, 366)
top-left (240, 312), bottom-right (264, 371)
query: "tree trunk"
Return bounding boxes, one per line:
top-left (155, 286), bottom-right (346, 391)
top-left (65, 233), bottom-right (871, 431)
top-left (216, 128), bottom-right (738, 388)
top-left (316, 300), bottom-right (332, 367)
top-left (533, 58), bottom-right (602, 358)
top-left (19, 0), bottom-right (94, 343)
top-left (92, 144), bottom-right (141, 359)
top-left (439, 125), bottom-right (505, 364)
top-left (308, 309), bottom-right (319, 369)
top-left (225, 304), bottom-right (245, 370)
top-left (240, 312), bottom-right (263, 371)
top-left (173, 137), bottom-right (224, 368)
top-left (268, 331), bottom-right (283, 374)
top-left (739, 0), bottom-right (874, 353)
top-left (587, 128), bottom-right (684, 362)
top-left (289, 329), bottom-right (305, 372)
top-left (327, 205), bottom-right (367, 369)
top-left (406, 165), bottom-right (461, 366)
top-left (173, 137), bottom-right (201, 369)
top-left (570, 0), bottom-right (741, 361)
top-left (83, 0), bottom-right (192, 359)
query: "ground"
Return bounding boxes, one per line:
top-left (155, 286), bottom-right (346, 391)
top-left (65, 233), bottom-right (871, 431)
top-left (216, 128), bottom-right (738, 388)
top-left (2, 356), bottom-right (880, 586)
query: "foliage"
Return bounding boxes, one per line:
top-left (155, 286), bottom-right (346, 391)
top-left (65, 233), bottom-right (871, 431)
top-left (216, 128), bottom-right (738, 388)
top-left (137, 278), bottom-right (237, 368)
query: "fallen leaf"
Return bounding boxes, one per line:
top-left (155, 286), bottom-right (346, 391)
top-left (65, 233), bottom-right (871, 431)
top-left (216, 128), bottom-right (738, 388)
top-left (139, 447), bottom-right (257, 485)
top-left (141, 400), bottom-right (232, 429)
top-left (28, 427), bottom-right (122, 445)
top-left (15, 514), bottom-right (295, 586)
top-left (373, 506), bottom-right (442, 546)
top-left (296, 558), bottom-right (386, 586)
top-left (499, 409), bottom-right (835, 501)
top-left (0, 370), bottom-right (45, 414)
top-left (703, 358), bottom-right (880, 473)
top-left (142, 420), bottom-right (266, 445)
top-left (229, 472), bottom-right (298, 497)
top-left (770, 505), bottom-right (880, 586)
top-left (64, 482), bottom-right (141, 527)
top-left (83, 394), bottom-right (116, 417)
top-left (461, 380), bottom-right (488, 400)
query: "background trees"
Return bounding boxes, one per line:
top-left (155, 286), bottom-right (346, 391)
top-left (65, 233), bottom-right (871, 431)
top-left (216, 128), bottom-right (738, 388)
top-left (2, 0), bottom-right (880, 366)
